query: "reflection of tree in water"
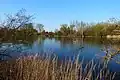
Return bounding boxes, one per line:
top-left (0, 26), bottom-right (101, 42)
top-left (0, 37), bottom-right (46, 60)
top-left (55, 37), bottom-right (73, 49)
top-left (55, 37), bottom-right (112, 48)
top-left (0, 42), bottom-right (34, 60)
top-left (83, 37), bottom-right (109, 46)
top-left (55, 37), bottom-right (83, 45)
top-left (37, 37), bottom-right (45, 45)
top-left (56, 37), bottom-right (73, 44)
top-left (82, 37), bottom-right (120, 47)
top-left (54, 37), bottom-right (84, 53)
top-left (0, 43), bottom-right (18, 60)
top-left (35, 37), bottom-right (45, 53)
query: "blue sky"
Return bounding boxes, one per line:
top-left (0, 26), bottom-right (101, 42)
top-left (0, 0), bottom-right (120, 31)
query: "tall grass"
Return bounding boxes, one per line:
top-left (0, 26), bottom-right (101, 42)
top-left (0, 54), bottom-right (116, 80)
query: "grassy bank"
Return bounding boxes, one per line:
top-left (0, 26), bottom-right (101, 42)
top-left (0, 54), bottom-right (116, 80)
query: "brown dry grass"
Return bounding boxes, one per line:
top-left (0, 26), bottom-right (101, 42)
top-left (0, 54), bottom-right (116, 80)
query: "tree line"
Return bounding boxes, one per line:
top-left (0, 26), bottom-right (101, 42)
top-left (0, 9), bottom-right (120, 42)
top-left (54, 19), bottom-right (120, 37)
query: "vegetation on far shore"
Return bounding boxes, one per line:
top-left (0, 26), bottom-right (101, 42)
top-left (0, 9), bottom-right (120, 42)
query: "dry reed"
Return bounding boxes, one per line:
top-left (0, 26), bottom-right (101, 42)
top-left (0, 54), bottom-right (116, 80)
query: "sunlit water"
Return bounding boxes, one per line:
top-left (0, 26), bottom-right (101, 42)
top-left (0, 37), bottom-right (120, 73)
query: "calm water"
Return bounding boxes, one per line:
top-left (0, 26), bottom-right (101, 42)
top-left (0, 37), bottom-right (120, 72)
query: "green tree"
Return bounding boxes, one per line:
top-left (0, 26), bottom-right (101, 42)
top-left (60, 24), bottom-right (68, 36)
top-left (73, 21), bottom-right (86, 37)
top-left (36, 24), bottom-right (44, 33)
top-left (69, 22), bottom-right (75, 35)
top-left (24, 23), bottom-right (34, 29)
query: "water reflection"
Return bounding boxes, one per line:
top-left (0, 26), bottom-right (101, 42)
top-left (0, 37), bottom-right (120, 72)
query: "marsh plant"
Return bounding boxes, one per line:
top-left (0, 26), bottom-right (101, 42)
top-left (0, 54), bottom-right (116, 80)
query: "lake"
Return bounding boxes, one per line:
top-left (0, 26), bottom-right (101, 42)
top-left (0, 37), bottom-right (120, 73)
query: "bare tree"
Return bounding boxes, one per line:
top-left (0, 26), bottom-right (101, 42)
top-left (1, 9), bottom-right (33, 30)
top-left (0, 9), bottom-right (34, 59)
